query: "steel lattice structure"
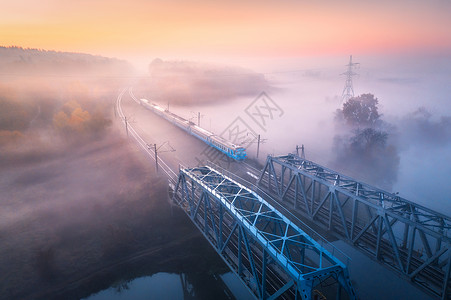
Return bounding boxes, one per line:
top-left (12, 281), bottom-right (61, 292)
top-left (173, 165), bottom-right (357, 300)
top-left (258, 154), bottom-right (451, 299)
top-left (341, 55), bottom-right (359, 103)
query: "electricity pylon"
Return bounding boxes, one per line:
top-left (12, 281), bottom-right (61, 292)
top-left (341, 55), bottom-right (359, 103)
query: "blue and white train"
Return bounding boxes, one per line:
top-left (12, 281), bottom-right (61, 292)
top-left (139, 99), bottom-right (247, 161)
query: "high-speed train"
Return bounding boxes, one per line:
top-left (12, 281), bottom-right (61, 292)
top-left (140, 99), bottom-right (247, 161)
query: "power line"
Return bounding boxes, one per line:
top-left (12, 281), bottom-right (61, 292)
top-left (247, 133), bottom-right (267, 159)
top-left (121, 115), bottom-right (136, 136)
top-left (147, 141), bottom-right (176, 172)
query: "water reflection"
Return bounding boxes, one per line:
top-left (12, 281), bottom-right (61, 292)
top-left (84, 272), bottom-right (253, 300)
top-left (84, 273), bottom-right (182, 300)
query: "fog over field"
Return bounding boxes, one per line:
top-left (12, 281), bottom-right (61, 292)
top-left (0, 48), bottom-right (232, 299)
top-left (141, 55), bottom-right (451, 213)
top-left (136, 58), bottom-right (272, 105)
top-left (0, 46), bottom-right (450, 299)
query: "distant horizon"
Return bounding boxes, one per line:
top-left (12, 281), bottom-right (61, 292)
top-left (3, 44), bottom-right (451, 75)
top-left (2, 0), bottom-right (451, 69)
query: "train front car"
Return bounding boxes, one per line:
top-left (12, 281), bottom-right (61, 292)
top-left (234, 147), bottom-right (247, 160)
top-left (231, 146), bottom-right (246, 160)
top-left (208, 135), bottom-right (246, 161)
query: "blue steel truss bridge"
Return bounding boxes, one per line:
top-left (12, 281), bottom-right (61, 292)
top-left (172, 164), bottom-right (357, 300)
top-left (258, 153), bottom-right (451, 299)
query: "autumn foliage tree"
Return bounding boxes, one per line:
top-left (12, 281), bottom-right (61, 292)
top-left (53, 101), bottom-right (111, 137)
top-left (0, 130), bottom-right (24, 146)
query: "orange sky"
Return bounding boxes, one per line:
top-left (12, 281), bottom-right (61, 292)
top-left (1, 0), bottom-right (451, 61)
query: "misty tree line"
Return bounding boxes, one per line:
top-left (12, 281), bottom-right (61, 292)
top-left (333, 93), bottom-right (399, 190)
top-left (0, 46), bottom-right (133, 149)
top-left (0, 46), bottom-right (133, 76)
top-left (332, 91), bottom-right (451, 190)
top-left (0, 81), bottom-right (113, 148)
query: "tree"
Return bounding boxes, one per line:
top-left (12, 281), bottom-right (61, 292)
top-left (53, 111), bottom-right (70, 132)
top-left (350, 128), bottom-right (388, 152)
top-left (0, 130), bottom-right (23, 146)
top-left (0, 96), bottom-right (33, 131)
top-left (333, 128), bottom-right (399, 189)
top-left (53, 101), bottom-right (110, 137)
top-left (342, 93), bottom-right (380, 127)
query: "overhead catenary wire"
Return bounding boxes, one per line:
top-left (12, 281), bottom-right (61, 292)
top-left (116, 87), bottom-right (178, 181)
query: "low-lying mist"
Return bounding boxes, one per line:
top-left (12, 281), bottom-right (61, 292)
top-left (329, 93), bottom-right (451, 193)
top-left (331, 94), bottom-right (400, 190)
top-left (0, 78), bottom-right (115, 161)
top-left (0, 106), bottom-right (222, 299)
top-left (134, 58), bottom-right (272, 106)
top-left (0, 48), bottom-right (229, 299)
top-left (394, 107), bottom-right (451, 149)
top-left (180, 55), bottom-right (450, 212)
top-left (1, 45), bottom-right (252, 299)
top-left (0, 128), bottom-right (225, 299)
top-left (2, 49), bottom-right (450, 298)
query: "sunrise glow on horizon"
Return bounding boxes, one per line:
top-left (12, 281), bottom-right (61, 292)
top-left (1, 0), bottom-right (451, 61)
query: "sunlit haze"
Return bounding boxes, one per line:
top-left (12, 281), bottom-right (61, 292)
top-left (1, 1), bottom-right (451, 300)
top-left (2, 0), bottom-right (451, 65)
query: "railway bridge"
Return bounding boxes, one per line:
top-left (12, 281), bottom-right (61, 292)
top-left (172, 164), bottom-right (357, 300)
top-left (258, 153), bottom-right (451, 299)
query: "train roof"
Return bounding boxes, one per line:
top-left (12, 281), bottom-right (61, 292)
top-left (209, 134), bottom-right (243, 150)
top-left (147, 101), bottom-right (246, 150)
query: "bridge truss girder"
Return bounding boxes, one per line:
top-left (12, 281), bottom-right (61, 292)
top-left (173, 166), bottom-right (357, 300)
top-left (258, 154), bottom-right (451, 299)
